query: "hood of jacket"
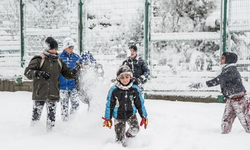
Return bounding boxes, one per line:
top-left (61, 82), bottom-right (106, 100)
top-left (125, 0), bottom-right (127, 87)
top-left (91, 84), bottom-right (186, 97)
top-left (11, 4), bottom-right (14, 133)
top-left (222, 52), bottom-right (238, 64)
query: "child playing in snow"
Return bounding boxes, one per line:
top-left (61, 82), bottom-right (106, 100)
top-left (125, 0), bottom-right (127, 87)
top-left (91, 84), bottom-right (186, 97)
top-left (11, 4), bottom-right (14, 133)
top-left (102, 65), bottom-right (148, 145)
top-left (190, 52), bottom-right (250, 134)
top-left (24, 37), bottom-right (82, 132)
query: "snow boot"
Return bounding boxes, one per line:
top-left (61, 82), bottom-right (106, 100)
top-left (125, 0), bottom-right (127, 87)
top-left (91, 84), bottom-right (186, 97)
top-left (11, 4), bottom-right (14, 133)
top-left (122, 132), bottom-right (135, 147)
top-left (126, 131), bottom-right (135, 138)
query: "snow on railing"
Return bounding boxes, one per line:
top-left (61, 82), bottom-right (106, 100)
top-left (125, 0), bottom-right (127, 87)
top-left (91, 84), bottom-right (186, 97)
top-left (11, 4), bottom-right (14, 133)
top-left (229, 25), bottom-right (250, 32)
top-left (0, 30), bottom-right (21, 79)
top-left (151, 32), bottom-right (220, 41)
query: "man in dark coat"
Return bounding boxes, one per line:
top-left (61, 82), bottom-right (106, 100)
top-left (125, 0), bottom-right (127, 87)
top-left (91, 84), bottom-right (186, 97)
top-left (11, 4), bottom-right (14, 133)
top-left (122, 45), bottom-right (150, 92)
top-left (24, 37), bottom-right (82, 132)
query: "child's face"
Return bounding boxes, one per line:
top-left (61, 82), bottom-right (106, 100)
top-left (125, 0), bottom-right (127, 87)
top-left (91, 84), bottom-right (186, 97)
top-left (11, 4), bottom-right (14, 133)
top-left (220, 55), bottom-right (226, 65)
top-left (130, 48), bottom-right (136, 59)
top-left (65, 46), bottom-right (74, 54)
top-left (48, 49), bottom-right (58, 54)
top-left (120, 74), bottom-right (131, 85)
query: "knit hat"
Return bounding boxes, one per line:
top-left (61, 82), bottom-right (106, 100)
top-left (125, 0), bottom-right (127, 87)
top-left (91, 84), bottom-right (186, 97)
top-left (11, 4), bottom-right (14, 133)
top-left (116, 65), bottom-right (133, 81)
top-left (129, 45), bottom-right (137, 52)
top-left (222, 52), bottom-right (238, 64)
top-left (45, 37), bottom-right (58, 50)
top-left (63, 37), bottom-right (75, 50)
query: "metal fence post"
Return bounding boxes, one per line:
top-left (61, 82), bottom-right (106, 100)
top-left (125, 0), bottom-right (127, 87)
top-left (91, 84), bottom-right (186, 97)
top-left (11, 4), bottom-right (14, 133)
top-left (217, 95), bottom-right (224, 103)
top-left (144, 0), bottom-right (149, 64)
top-left (217, 0), bottom-right (228, 102)
top-left (222, 0), bottom-right (228, 53)
top-left (20, 0), bottom-right (25, 67)
top-left (78, 0), bottom-right (83, 55)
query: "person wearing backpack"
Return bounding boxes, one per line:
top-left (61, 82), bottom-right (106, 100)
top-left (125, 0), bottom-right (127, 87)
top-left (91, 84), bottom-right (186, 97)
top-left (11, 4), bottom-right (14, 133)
top-left (24, 37), bottom-right (83, 132)
top-left (59, 37), bottom-right (81, 122)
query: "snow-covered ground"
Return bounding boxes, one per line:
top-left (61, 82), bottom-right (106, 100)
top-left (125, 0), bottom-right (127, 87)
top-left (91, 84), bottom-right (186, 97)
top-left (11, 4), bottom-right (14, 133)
top-left (1, 91), bottom-right (250, 150)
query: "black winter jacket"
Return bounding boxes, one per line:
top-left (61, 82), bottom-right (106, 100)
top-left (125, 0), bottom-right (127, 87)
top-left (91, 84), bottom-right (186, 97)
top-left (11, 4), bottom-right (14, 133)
top-left (122, 55), bottom-right (150, 85)
top-left (206, 64), bottom-right (246, 98)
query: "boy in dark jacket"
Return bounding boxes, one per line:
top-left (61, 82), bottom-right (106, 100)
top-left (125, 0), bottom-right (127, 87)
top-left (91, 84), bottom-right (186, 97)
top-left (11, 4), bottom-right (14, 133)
top-left (24, 37), bottom-right (82, 132)
top-left (190, 52), bottom-right (250, 134)
top-left (102, 65), bottom-right (148, 146)
top-left (122, 45), bottom-right (150, 92)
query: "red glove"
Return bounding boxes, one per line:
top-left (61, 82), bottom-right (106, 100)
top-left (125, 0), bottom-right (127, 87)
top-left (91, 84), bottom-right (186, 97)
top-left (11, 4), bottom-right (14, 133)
top-left (102, 117), bottom-right (112, 129)
top-left (140, 117), bottom-right (148, 129)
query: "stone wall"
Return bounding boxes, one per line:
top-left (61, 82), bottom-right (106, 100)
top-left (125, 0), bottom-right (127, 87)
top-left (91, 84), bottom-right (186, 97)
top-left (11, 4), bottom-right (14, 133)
top-left (0, 80), bottom-right (32, 92)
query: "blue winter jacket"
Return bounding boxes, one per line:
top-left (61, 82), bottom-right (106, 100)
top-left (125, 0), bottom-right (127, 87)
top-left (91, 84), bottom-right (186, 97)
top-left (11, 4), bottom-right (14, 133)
top-left (81, 51), bottom-right (96, 65)
top-left (59, 50), bottom-right (80, 90)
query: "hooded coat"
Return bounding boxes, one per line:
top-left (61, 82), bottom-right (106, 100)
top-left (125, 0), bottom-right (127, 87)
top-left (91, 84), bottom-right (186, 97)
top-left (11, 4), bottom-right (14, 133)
top-left (24, 54), bottom-right (80, 101)
top-left (206, 52), bottom-right (246, 98)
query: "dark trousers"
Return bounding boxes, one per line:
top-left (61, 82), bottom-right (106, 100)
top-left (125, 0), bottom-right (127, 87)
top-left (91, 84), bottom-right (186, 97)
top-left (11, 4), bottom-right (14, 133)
top-left (114, 114), bottom-right (140, 143)
top-left (32, 101), bottom-right (57, 131)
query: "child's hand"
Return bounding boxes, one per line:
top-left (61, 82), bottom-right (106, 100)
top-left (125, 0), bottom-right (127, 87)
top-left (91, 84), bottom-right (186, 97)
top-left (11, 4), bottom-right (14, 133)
top-left (139, 75), bottom-right (147, 84)
top-left (140, 117), bottom-right (148, 129)
top-left (189, 83), bottom-right (202, 89)
top-left (76, 58), bottom-right (83, 65)
top-left (102, 117), bottom-right (112, 129)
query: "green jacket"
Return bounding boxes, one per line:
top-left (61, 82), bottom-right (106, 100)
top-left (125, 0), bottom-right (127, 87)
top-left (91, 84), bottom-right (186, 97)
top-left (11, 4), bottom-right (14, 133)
top-left (24, 55), bottom-right (79, 101)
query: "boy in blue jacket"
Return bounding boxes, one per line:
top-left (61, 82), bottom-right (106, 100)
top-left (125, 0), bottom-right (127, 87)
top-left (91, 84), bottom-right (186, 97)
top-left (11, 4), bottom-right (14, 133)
top-left (102, 65), bottom-right (148, 146)
top-left (59, 37), bottom-right (81, 121)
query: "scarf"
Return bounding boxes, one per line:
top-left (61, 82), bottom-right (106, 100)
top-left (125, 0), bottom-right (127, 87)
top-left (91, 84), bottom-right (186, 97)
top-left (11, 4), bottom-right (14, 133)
top-left (43, 50), bottom-right (59, 62)
top-left (115, 81), bottom-right (133, 90)
top-left (216, 63), bottom-right (236, 75)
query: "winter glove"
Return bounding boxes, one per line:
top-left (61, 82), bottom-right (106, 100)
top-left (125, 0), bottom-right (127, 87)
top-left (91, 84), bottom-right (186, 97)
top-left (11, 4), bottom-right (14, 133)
top-left (139, 75), bottom-right (147, 84)
top-left (36, 71), bottom-right (50, 80)
top-left (76, 58), bottom-right (84, 65)
top-left (189, 83), bottom-right (202, 89)
top-left (102, 117), bottom-right (112, 129)
top-left (71, 64), bottom-right (81, 76)
top-left (140, 117), bottom-right (148, 129)
top-left (136, 77), bottom-right (142, 86)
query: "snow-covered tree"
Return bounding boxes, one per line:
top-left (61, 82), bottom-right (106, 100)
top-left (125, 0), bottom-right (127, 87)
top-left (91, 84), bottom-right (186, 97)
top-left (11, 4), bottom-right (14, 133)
top-left (83, 0), bottom-right (144, 56)
top-left (25, 0), bottom-right (73, 29)
top-left (152, 0), bottom-right (218, 33)
top-left (151, 0), bottom-right (220, 71)
top-left (0, 0), bottom-right (19, 36)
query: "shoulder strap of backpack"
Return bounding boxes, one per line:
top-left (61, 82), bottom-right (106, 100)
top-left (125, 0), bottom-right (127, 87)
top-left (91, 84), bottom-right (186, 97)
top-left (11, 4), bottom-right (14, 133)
top-left (39, 58), bottom-right (62, 69)
top-left (40, 58), bottom-right (45, 69)
top-left (58, 59), bottom-right (62, 69)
